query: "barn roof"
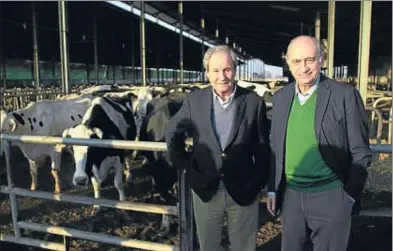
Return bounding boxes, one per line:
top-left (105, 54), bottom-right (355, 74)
top-left (148, 1), bottom-right (392, 66)
top-left (1, 1), bottom-right (392, 70)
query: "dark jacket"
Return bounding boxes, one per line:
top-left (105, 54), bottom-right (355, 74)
top-left (268, 75), bottom-right (373, 215)
top-left (165, 85), bottom-right (270, 206)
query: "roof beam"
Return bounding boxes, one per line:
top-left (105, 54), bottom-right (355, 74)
top-left (235, 37), bottom-right (288, 50)
top-left (227, 30), bottom-right (294, 44)
top-left (226, 22), bottom-right (311, 36)
top-left (205, 9), bottom-right (312, 28)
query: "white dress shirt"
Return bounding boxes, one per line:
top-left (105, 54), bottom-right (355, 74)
top-left (212, 84), bottom-right (237, 109)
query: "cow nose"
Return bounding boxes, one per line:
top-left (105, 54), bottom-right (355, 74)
top-left (74, 176), bottom-right (88, 186)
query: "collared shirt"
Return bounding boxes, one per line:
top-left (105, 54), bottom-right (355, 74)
top-left (212, 84), bottom-right (237, 109)
top-left (295, 75), bottom-right (320, 105)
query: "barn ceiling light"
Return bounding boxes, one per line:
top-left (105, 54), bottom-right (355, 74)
top-left (106, 1), bottom-right (245, 63)
top-left (273, 32), bottom-right (294, 37)
top-left (269, 5), bottom-right (300, 12)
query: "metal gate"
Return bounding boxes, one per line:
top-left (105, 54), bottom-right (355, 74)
top-left (0, 134), bottom-right (194, 251)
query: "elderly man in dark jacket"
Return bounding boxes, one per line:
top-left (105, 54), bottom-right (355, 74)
top-left (165, 45), bottom-right (270, 251)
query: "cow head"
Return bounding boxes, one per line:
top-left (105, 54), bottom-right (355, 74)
top-left (62, 125), bottom-right (103, 186)
top-left (0, 110), bottom-right (19, 134)
top-left (131, 87), bottom-right (154, 135)
top-left (1, 110), bottom-right (28, 157)
top-left (132, 87), bottom-right (153, 117)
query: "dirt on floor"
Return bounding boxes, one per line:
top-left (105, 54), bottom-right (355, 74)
top-left (0, 146), bottom-right (391, 251)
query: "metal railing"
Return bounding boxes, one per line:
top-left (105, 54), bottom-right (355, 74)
top-left (0, 134), bottom-right (194, 251)
top-left (370, 97), bottom-right (392, 142)
top-left (369, 144), bottom-right (391, 153)
top-left (0, 133), bottom-right (392, 250)
top-left (371, 97), bottom-right (392, 122)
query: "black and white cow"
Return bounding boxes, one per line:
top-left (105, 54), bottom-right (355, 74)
top-left (0, 98), bottom-right (91, 193)
top-left (62, 96), bottom-right (137, 202)
top-left (137, 90), bottom-right (200, 232)
top-left (139, 91), bottom-right (190, 202)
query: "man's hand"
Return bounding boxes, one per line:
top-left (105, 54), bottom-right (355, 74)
top-left (266, 192), bottom-right (276, 216)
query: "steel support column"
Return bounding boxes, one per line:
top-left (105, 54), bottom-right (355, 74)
top-left (247, 55), bottom-right (249, 81)
top-left (31, 2), bottom-right (41, 89)
top-left (130, 2), bottom-right (136, 84)
top-left (51, 56), bottom-right (55, 85)
top-left (86, 63), bottom-right (90, 84)
top-left (315, 12), bottom-right (320, 40)
top-left (357, 1), bottom-right (372, 104)
top-left (300, 22), bottom-right (304, 35)
top-left (251, 58), bottom-right (253, 81)
top-left (58, 1), bottom-right (70, 94)
top-left (201, 5), bottom-right (205, 82)
top-left (179, 3), bottom-right (184, 86)
top-left (140, 2), bottom-right (146, 86)
top-left (327, 1), bottom-right (335, 78)
top-left (0, 2), bottom-right (6, 92)
top-left (156, 15), bottom-right (160, 84)
top-left (93, 4), bottom-right (99, 85)
top-left (215, 18), bottom-right (219, 40)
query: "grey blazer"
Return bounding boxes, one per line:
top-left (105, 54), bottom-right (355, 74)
top-left (268, 75), bottom-right (373, 214)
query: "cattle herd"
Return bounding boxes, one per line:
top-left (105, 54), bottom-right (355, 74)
top-left (0, 80), bottom-right (275, 234)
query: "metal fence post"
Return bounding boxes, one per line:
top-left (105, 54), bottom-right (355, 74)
top-left (4, 140), bottom-right (21, 238)
top-left (389, 108), bottom-right (392, 144)
top-left (178, 166), bottom-right (193, 251)
top-left (63, 235), bottom-right (69, 251)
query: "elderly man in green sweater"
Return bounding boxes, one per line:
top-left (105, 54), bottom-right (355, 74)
top-left (266, 35), bottom-right (372, 251)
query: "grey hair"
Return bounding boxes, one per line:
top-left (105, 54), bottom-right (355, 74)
top-left (203, 45), bottom-right (238, 71)
top-left (286, 36), bottom-right (324, 62)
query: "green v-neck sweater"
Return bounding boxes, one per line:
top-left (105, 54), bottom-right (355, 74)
top-left (285, 91), bottom-right (341, 192)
